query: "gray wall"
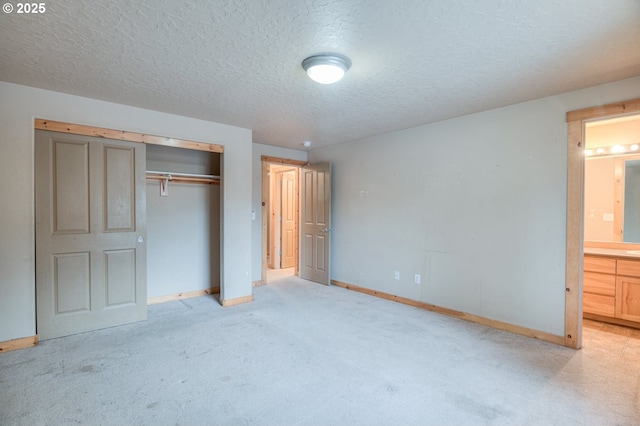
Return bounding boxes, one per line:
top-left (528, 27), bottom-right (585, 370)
top-left (0, 82), bottom-right (252, 342)
top-left (146, 145), bottom-right (220, 298)
top-left (308, 76), bottom-right (640, 337)
top-left (251, 143), bottom-right (307, 281)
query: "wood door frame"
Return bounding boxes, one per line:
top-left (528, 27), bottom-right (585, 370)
top-left (261, 156), bottom-right (308, 284)
top-left (35, 119), bottom-right (224, 153)
top-left (565, 98), bottom-right (640, 349)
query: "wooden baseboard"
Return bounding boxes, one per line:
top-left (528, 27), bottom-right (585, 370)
top-left (147, 287), bottom-right (220, 305)
top-left (584, 313), bottom-right (640, 330)
top-left (0, 335), bottom-right (38, 353)
top-left (331, 280), bottom-right (565, 347)
top-left (221, 294), bottom-right (254, 307)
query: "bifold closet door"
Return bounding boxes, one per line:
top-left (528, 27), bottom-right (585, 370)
top-left (35, 130), bottom-right (147, 340)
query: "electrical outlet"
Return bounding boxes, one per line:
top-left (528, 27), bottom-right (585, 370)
top-left (414, 274), bottom-right (421, 284)
top-left (394, 270), bottom-right (400, 280)
top-left (603, 213), bottom-right (614, 222)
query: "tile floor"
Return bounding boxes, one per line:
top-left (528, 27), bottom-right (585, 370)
top-left (583, 318), bottom-right (640, 360)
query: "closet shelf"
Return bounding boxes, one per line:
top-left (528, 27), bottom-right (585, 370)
top-left (146, 170), bottom-right (220, 185)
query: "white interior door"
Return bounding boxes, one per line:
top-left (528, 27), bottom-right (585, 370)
top-left (300, 163), bottom-right (331, 285)
top-left (35, 130), bottom-right (147, 340)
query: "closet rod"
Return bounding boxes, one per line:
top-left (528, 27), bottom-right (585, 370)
top-left (146, 170), bottom-right (220, 180)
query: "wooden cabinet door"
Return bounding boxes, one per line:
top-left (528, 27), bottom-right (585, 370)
top-left (616, 275), bottom-right (640, 322)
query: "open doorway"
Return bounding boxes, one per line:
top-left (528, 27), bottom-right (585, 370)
top-left (261, 156), bottom-right (333, 286)
top-left (565, 98), bottom-right (640, 349)
top-left (582, 114), bottom-right (640, 328)
top-left (261, 156), bottom-right (307, 284)
top-left (268, 165), bottom-right (298, 281)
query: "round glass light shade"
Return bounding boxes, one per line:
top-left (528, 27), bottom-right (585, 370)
top-left (302, 53), bottom-right (351, 85)
top-left (307, 64), bottom-right (345, 84)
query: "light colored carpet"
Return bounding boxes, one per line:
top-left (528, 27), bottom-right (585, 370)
top-left (1, 275), bottom-right (639, 425)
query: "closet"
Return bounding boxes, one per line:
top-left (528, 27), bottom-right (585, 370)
top-left (146, 144), bottom-right (221, 300)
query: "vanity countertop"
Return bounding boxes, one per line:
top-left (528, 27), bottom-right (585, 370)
top-left (584, 247), bottom-right (640, 259)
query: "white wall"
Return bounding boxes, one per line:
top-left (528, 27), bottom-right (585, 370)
top-left (0, 82), bottom-right (252, 342)
top-left (251, 143), bottom-right (307, 281)
top-left (308, 76), bottom-right (640, 337)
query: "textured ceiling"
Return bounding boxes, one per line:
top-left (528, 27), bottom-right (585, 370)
top-left (1, 0), bottom-right (640, 150)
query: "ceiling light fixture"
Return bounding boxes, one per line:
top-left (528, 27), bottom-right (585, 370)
top-left (302, 53), bottom-right (351, 84)
top-left (303, 141), bottom-right (312, 148)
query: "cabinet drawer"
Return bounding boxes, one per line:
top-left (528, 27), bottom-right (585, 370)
top-left (617, 259), bottom-right (640, 277)
top-left (584, 271), bottom-right (616, 296)
top-left (584, 293), bottom-right (615, 317)
top-left (584, 256), bottom-right (616, 274)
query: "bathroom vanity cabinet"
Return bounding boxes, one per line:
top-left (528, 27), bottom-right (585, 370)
top-left (584, 250), bottom-right (640, 327)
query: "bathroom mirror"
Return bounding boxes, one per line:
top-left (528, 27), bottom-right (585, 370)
top-left (584, 114), bottom-right (640, 245)
top-left (584, 155), bottom-right (640, 243)
top-left (624, 159), bottom-right (640, 242)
